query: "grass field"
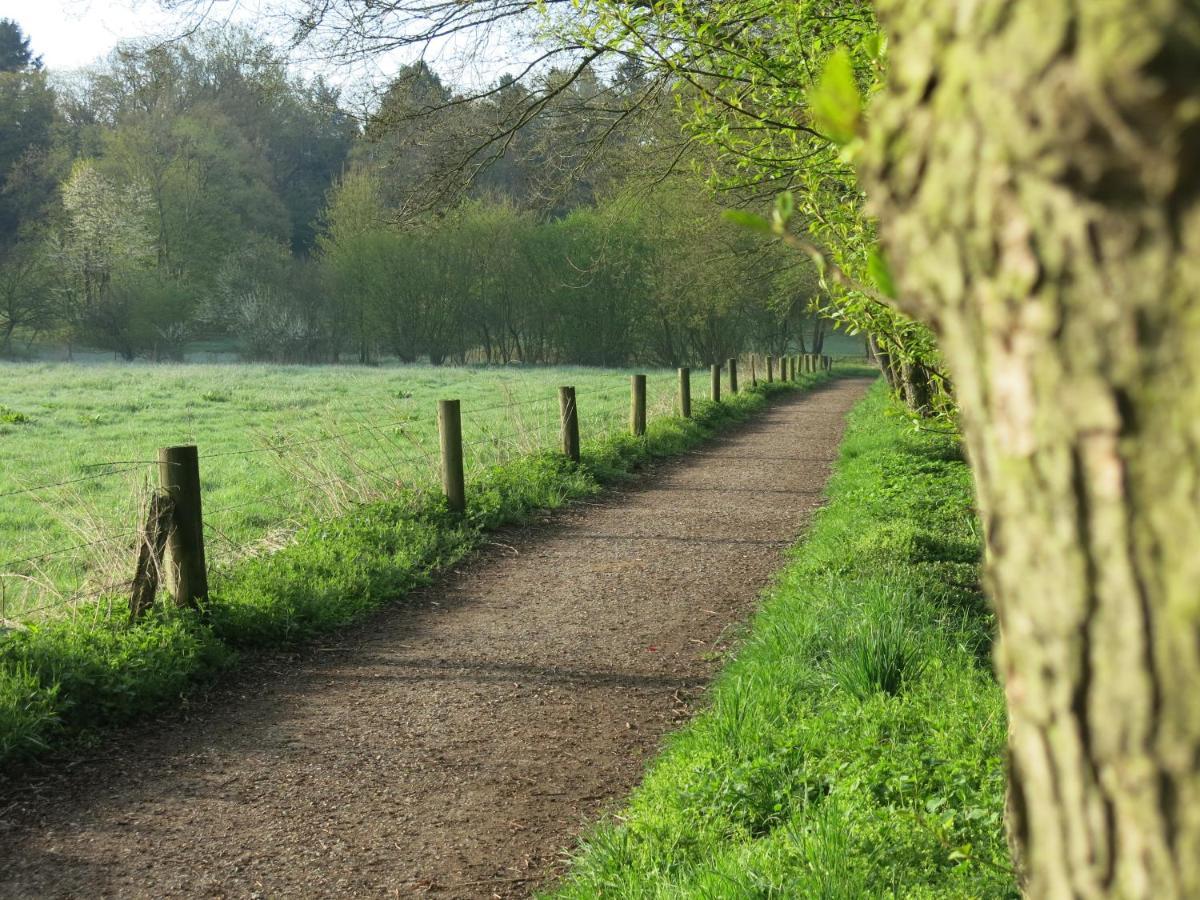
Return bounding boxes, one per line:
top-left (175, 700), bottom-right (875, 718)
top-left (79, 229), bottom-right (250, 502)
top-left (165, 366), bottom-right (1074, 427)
top-left (0, 362), bottom-right (697, 621)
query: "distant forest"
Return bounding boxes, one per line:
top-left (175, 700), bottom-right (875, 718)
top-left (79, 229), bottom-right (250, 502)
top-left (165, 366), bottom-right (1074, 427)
top-left (0, 20), bottom-right (837, 366)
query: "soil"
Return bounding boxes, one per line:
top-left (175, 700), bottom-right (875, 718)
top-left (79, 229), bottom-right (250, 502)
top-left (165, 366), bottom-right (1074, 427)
top-left (0, 377), bottom-right (870, 899)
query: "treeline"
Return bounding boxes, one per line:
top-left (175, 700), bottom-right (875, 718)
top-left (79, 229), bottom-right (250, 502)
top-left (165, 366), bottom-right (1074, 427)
top-left (0, 22), bottom-right (833, 366)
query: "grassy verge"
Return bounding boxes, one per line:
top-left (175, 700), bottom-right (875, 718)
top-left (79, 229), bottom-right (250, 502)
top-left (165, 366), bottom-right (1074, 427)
top-left (547, 382), bottom-right (1016, 898)
top-left (0, 371), bottom-right (844, 766)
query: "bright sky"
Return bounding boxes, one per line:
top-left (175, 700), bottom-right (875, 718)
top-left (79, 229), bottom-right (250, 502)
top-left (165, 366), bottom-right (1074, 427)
top-left (0, 0), bottom-right (204, 70)
top-left (0, 0), bottom-right (544, 93)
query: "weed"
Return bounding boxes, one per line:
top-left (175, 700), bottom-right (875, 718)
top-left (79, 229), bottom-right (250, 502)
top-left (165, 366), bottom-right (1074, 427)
top-left (0, 405), bottom-right (29, 424)
top-left (830, 616), bottom-right (924, 699)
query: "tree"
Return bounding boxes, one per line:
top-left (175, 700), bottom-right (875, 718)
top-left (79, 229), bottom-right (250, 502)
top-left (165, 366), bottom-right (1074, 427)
top-left (55, 160), bottom-right (157, 357)
top-left (854, 4), bottom-right (1200, 894)
top-left (0, 240), bottom-right (53, 352)
top-left (0, 19), bottom-right (40, 72)
top-left (0, 22), bottom-right (56, 251)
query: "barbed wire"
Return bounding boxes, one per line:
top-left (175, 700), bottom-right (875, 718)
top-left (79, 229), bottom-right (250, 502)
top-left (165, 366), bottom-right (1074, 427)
top-left (0, 529), bottom-right (142, 573)
top-left (197, 417), bottom-right (420, 459)
top-left (462, 394), bottom-right (558, 415)
top-left (203, 460), bottom-right (431, 521)
top-left (0, 464), bottom-right (149, 501)
top-left (5, 581), bottom-right (134, 623)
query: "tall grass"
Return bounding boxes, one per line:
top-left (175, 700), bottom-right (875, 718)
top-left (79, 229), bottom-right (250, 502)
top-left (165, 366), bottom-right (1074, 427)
top-left (548, 382), bottom-right (1016, 898)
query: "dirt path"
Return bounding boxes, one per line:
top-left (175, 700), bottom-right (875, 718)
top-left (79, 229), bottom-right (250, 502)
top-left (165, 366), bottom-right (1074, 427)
top-left (0, 378), bottom-right (870, 899)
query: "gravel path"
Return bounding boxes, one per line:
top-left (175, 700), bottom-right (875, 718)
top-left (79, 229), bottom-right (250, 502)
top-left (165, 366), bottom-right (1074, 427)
top-left (0, 377), bottom-right (870, 899)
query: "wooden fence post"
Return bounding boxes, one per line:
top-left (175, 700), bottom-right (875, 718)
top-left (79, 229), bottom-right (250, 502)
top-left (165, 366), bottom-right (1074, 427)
top-left (631, 374), bottom-right (647, 436)
top-left (559, 386), bottom-right (580, 463)
top-left (129, 490), bottom-right (174, 620)
top-left (711, 363), bottom-right (722, 403)
top-left (678, 367), bottom-right (691, 418)
top-left (728, 357), bottom-right (738, 394)
top-left (158, 445), bottom-right (208, 607)
top-left (750, 355), bottom-right (757, 387)
top-left (438, 399), bottom-right (466, 514)
top-left (766, 355), bottom-right (774, 383)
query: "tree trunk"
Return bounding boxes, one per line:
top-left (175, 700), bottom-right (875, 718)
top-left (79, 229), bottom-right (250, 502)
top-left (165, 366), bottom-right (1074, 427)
top-left (867, 333), bottom-right (899, 393)
top-left (900, 360), bottom-right (935, 418)
top-left (863, 2), bottom-right (1200, 896)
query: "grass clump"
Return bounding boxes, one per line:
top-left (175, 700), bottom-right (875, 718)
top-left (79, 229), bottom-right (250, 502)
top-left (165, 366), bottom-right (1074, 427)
top-left (0, 372), bottom-right (833, 765)
top-left (832, 617), bottom-right (924, 701)
top-left (548, 382), bottom-right (1016, 898)
top-left (0, 404), bottom-right (29, 424)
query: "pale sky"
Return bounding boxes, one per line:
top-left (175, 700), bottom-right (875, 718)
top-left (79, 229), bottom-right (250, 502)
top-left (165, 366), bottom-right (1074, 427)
top-left (0, 0), bottom-right (204, 70)
top-left (0, 0), bottom-right (546, 94)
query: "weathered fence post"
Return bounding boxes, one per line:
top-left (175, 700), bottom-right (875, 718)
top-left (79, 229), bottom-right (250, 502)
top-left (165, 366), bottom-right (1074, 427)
top-left (711, 363), bottom-right (722, 403)
top-left (559, 386), bottom-right (580, 463)
top-left (750, 355), bottom-right (757, 387)
top-left (678, 367), bottom-right (691, 418)
top-left (158, 445), bottom-right (208, 607)
top-left (438, 399), bottom-right (466, 514)
top-left (129, 490), bottom-right (174, 620)
top-left (631, 374), bottom-right (647, 436)
top-left (766, 355), bottom-right (774, 383)
top-left (728, 357), bottom-right (738, 394)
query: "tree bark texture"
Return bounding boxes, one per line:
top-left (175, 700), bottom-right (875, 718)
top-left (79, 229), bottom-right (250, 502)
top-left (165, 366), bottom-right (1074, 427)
top-left (863, 2), bottom-right (1200, 896)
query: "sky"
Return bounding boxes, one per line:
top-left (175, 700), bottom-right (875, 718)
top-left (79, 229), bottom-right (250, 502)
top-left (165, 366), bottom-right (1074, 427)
top-left (0, 0), bottom-right (545, 94)
top-left (0, 0), bottom-right (204, 70)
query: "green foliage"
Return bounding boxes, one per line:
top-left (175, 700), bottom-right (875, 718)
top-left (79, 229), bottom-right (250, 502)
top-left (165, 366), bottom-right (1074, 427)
top-left (0, 372), bottom-right (834, 765)
top-left (0, 404), bottom-right (28, 423)
top-left (0, 662), bottom-right (57, 758)
top-left (830, 613), bottom-right (924, 700)
top-left (548, 382), bottom-right (1015, 898)
top-left (809, 48), bottom-right (863, 146)
top-left (564, 0), bottom-right (952, 415)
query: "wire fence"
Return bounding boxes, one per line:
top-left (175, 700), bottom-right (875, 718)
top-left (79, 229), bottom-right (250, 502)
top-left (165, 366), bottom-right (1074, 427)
top-left (0, 354), bottom-right (838, 628)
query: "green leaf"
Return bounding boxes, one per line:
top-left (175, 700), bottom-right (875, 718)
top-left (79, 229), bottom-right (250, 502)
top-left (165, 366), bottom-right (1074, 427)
top-left (867, 247), bottom-right (897, 299)
top-left (721, 209), bottom-right (773, 234)
top-left (808, 48), bottom-right (862, 145)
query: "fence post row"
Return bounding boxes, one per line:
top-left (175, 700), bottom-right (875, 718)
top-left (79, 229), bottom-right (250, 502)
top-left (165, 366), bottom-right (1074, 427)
top-left (109, 359), bottom-right (841, 619)
top-left (631, 374), bottom-right (647, 436)
top-left (559, 386), bottom-right (580, 463)
top-left (157, 445), bottom-right (209, 607)
top-left (438, 399), bottom-right (466, 514)
top-left (679, 367), bottom-right (691, 418)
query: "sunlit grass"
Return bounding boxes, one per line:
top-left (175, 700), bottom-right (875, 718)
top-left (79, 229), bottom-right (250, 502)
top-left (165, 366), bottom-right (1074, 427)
top-left (0, 361), bottom-right (688, 620)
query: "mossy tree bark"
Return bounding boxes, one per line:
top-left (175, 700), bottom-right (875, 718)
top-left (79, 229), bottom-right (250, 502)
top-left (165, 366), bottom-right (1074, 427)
top-left (862, 2), bottom-right (1200, 896)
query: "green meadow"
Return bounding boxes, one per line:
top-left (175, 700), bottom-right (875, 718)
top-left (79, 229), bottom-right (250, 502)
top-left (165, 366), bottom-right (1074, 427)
top-left (0, 361), bottom-right (690, 620)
